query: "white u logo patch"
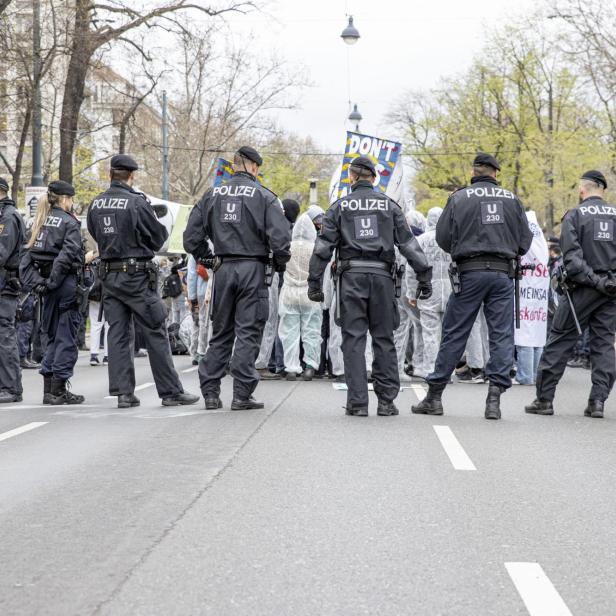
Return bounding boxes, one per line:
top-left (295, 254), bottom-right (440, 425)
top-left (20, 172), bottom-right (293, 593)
top-left (360, 218), bottom-right (371, 229)
top-left (487, 203), bottom-right (498, 214)
top-left (226, 203), bottom-right (236, 213)
top-left (600, 221), bottom-right (609, 232)
top-left (103, 216), bottom-right (112, 226)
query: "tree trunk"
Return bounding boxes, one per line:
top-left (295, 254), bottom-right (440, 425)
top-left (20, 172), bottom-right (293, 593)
top-left (0, 0), bottom-right (12, 15)
top-left (12, 101), bottom-right (33, 202)
top-left (58, 0), bottom-right (94, 183)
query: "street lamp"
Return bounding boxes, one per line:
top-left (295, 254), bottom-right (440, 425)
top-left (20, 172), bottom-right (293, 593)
top-left (341, 16), bottom-right (360, 45)
top-left (348, 103), bottom-right (362, 132)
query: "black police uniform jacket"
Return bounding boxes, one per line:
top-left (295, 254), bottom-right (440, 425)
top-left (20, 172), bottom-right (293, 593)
top-left (436, 176), bottom-right (533, 261)
top-left (0, 197), bottom-right (26, 276)
top-left (25, 205), bottom-right (83, 290)
top-left (561, 196), bottom-right (616, 287)
top-left (86, 180), bottom-right (168, 260)
top-left (183, 172), bottom-right (291, 265)
top-left (308, 180), bottom-right (431, 282)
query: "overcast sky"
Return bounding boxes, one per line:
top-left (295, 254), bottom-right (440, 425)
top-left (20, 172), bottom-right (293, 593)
top-left (219, 0), bottom-right (540, 153)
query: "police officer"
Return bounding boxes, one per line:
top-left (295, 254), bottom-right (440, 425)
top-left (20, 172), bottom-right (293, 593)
top-left (526, 170), bottom-right (616, 418)
top-left (307, 156), bottom-right (432, 417)
top-left (183, 146), bottom-right (291, 410)
top-left (412, 153), bottom-right (533, 420)
top-left (87, 155), bottom-right (198, 409)
top-left (0, 177), bottom-right (26, 403)
top-left (20, 180), bottom-right (85, 404)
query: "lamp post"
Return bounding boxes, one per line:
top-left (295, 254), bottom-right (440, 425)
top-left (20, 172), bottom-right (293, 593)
top-left (340, 15), bottom-right (360, 45)
top-left (348, 103), bottom-right (362, 132)
top-left (340, 15), bottom-right (362, 131)
top-left (31, 0), bottom-right (43, 188)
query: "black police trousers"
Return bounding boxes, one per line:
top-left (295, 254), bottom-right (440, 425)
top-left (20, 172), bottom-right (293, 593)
top-left (536, 286), bottom-right (616, 402)
top-left (340, 272), bottom-right (400, 409)
top-left (427, 271), bottom-right (514, 390)
top-left (0, 291), bottom-right (21, 395)
top-left (102, 271), bottom-right (183, 398)
top-left (200, 260), bottom-right (269, 400)
top-left (40, 274), bottom-right (81, 380)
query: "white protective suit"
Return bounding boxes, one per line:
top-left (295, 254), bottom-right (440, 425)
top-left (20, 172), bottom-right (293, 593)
top-left (416, 207), bottom-right (451, 376)
top-left (278, 214), bottom-right (323, 374)
top-left (323, 263), bottom-right (344, 376)
top-left (255, 272), bottom-right (279, 369)
top-left (403, 209), bottom-right (427, 373)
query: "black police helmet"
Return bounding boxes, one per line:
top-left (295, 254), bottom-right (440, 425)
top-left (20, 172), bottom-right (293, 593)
top-left (0, 177), bottom-right (9, 192)
top-left (48, 180), bottom-right (75, 197)
top-left (237, 146), bottom-right (263, 167)
top-left (473, 152), bottom-right (501, 171)
top-left (349, 156), bottom-right (377, 177)
top-left (110, 154), bottom-right (139, 171)
top-left (581, 169), bottom-right (607, 190)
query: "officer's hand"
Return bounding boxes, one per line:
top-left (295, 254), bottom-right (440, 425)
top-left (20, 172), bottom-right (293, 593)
top-left (273, 261), bottom-right (286, 273)
top-left (597, 277), bottom-right (616, 297)
top-left (416, 282), bottom-right (432, 300)
top-left (33, 282), bottom-right (48, 296)
top-left (7, 278), bottom-right (21, 292)
top-left (307, 286), bottom-right (324, 303)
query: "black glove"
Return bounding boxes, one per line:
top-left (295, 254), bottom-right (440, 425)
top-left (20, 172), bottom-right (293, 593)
top-left (307, 284), bottom-right (324, 303)
top-left (273, 255), bottom-right (287, 273)
top-left (7, 277), bottom-right (21, 292)
top-left (33, 282), bottom-right (48, 296)
top-left (416, 281), bottom-right (432, 300)
top-left (596, 277), bottom-right (616, 297)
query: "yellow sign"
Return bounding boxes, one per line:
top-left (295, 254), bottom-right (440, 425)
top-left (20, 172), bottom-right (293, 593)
top-left (167, 205), bottom-right (192, 254)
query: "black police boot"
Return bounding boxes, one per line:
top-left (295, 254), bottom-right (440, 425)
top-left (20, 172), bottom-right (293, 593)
top-left (377, 400), bottom-right (399, 416)
top-left (411, 386), bottom-right (444, 415)
top-left (118, 394), bottom-right (140, 409)
top-left (524, 399), bottom-right (554, 415)
top-left (231, 396), bottom-right (264, 411)
top-left (584, 399), bottom-right (604, 418)
top-left (0, 391), bottom-right (22, 403)
top-left (162, 392), bottom-right (199, 406)
top-left (302, 367), bottom-right (315, 381)
top-left (49, 377), bottom-right (85, 405)
top-left (485, 383), bottom-right (504, 420)
top-left (205, 397), bottom-right (223, 410)
top-left (345, 404), bottom-right (368, 417)
top-left (43, 375), bottom-right (53, 404)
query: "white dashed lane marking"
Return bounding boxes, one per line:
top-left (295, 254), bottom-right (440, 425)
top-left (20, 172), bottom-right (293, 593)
top-left (0, 422), bottom-right (48, 443)
top-left (505, 562), bottom-right (573, 616)
top-left (433, 425), bottom-right (476, 471)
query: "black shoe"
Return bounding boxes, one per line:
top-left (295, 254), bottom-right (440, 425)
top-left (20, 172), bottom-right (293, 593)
top-left (285, 372), bottom-right (297, 381)
top-left (43, 375), bottom-right (53, 404)
top-left (205, 397), bottom-right (223, 410)
top-left (377, 400), bottom-right (399, 416)
top-left (192, 358), bottom-right (199, 366)
top-left (0, 392), bottom-right (22, 403)
top-left (135, 349), bottom-right (148, 358)
top-left (257, 369), bottom-right (281, 381)
top-left (118, 394), bottom-right (140, 409)
top-left (231, 396), bottom-right (264, 410)
top-left (584, 399), bottom-right (604, 418)
top-left (458, 368), bottom-right (485, 384)
top-left (20, 358), bottom-right (40, 369)
top-left (567, 358), bottom-right (584, 368)
top-left (485, 383), bottom-right (503, 420)
top-left (102, 356), bottom-right (108, 366)
top-left (49, 378), bottom-right (85, 405)
top-left (302, 368), bottom-right (315, 381)
top-left (412, 386), bottom-right (444, 415)
top-left (162, 392), bottom-right (199, 406)
top-left (525, 399), bottom-right (554, 415)
top-left (345, 404), bottom-right (368, 417)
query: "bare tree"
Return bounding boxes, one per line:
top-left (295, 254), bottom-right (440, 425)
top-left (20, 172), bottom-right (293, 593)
top-left (0, 0), bottom-right (12, 16)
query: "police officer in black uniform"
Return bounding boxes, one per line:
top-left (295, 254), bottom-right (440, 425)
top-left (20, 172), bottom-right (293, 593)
top-left (0, 177), bottom-right (26, 403)
top-left (412, 153), bottom-right (533, 420)
top-left (307, 156), bottom-right (432, 417)
top-left (526, 170), bottom-right (616, 418)
top-left (20, 180), bottom-right (85, 404)
top-left (183, 146), bottom-right (291, 410)
top-left (87, 155), bottom-right (198, 409)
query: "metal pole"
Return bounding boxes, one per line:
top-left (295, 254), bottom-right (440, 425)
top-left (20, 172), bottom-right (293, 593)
top-left (162, 90), bottom-right (169, 200)
top-left (31, 0), bottom-right (43, 186)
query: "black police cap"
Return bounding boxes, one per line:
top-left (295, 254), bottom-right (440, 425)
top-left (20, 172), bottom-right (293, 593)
top-left (237, 146), bottom-right (263, 167)
top-left (48, 180), bottom-right (75, 197)
top-left (473, 152), bottom-right (501, 171)
top-left (0, 177), bottom-right (9, 192)
top-left (581, 169), bottom-right (607, 189)
top-left (350, 156), bottom-right (377, 176)
top-left (110, 154), bottom-right (139, 171)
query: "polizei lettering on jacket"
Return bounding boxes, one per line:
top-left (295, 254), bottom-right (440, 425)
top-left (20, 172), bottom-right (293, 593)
top-left (339, 198), bottom-right (389, 211)
top-left (465, 186), bottom-right (515, 199)
top-left (90, 198), bottom-right (129, 210)
top-left (212, 185), bottom-right (256, 198)
top-left (579, 204), bottom-right (616, 216)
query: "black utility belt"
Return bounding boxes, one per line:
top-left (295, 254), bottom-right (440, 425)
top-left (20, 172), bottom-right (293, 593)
top-left (220, 256), bottom-right (268, 263)
top-left (0, 267), bottom-right (19, 280)
top-left (102, 258), bottom-right (154, 273)
top-left (457, 257), bottom-right (511, 274)
top-left (340, 259), bottom-right (393, 276)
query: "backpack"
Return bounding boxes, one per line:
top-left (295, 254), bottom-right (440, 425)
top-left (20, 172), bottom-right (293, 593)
top-left (162, 272), bottom-right (183, 299)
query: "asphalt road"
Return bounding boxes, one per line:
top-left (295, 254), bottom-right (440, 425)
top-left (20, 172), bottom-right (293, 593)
top-left (1, 353), bottom-right (614, 615)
